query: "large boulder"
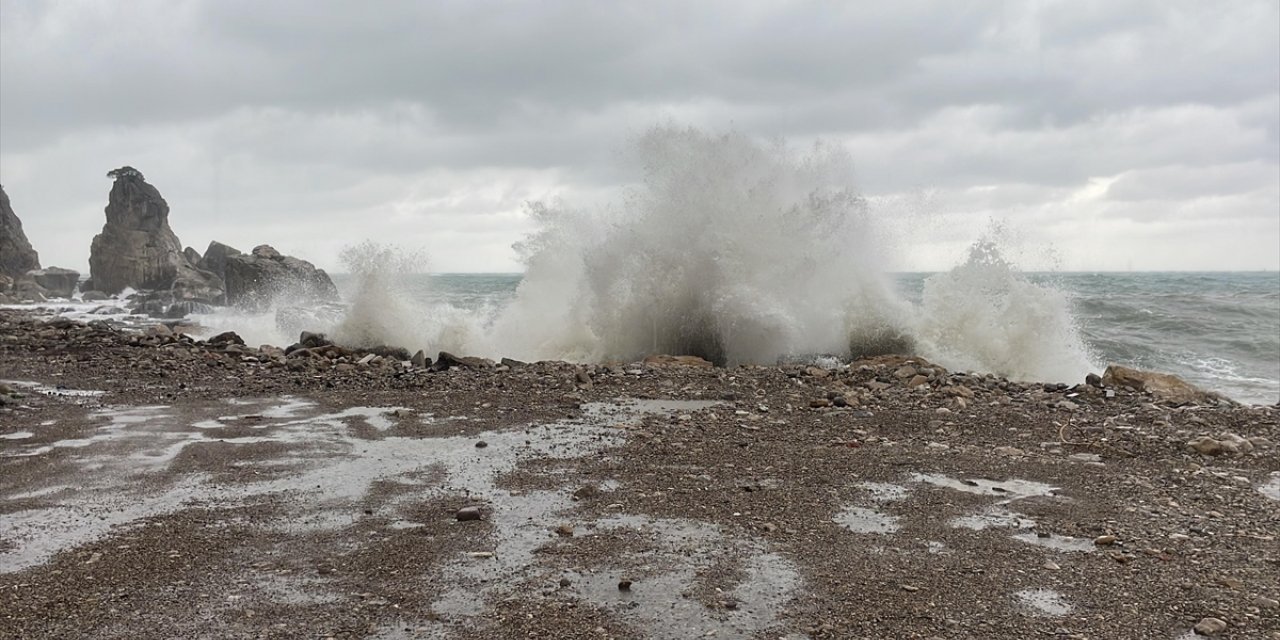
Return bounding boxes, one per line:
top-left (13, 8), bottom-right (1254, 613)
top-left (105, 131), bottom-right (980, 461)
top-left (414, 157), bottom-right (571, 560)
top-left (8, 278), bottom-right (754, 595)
top-left (87, 167), bottom-right (224, 301)
top-left (26, 267), bottom-right (80, 298)
top-left (223, 244), bottom-right (338, 309)
top-left (1102, 364), bottom-right (1225, 406)
top-left (197, 240), bottom-right (242, 281)
top-left (0, 185), bottom-right (41, 279)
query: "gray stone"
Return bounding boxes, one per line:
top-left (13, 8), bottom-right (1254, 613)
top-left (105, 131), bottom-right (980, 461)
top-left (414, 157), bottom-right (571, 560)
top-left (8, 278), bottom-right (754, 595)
top-left (455, 506), bottom-right (483, 521)
top-left (26, 267), bottom-right (79, 298)
top-left (223, 244), bottom-right (337, 309)
top-left (196, 241), bottom-right (242, 280)
top-left (0, 185), bottom-right (40, 278)
top-left (1193, 617), bottom-right (1227, 636)
top-left (88, 169), bottom-right (224, 301)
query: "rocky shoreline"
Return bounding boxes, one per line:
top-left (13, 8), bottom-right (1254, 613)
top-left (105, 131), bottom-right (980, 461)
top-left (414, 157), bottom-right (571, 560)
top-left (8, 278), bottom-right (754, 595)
top-left (1, 307), bottom-right (1278, 639)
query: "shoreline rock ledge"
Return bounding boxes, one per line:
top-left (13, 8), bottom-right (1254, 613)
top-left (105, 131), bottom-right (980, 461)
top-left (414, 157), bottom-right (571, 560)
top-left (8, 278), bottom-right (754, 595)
top-left (87, 167), bottom-right (224, 302)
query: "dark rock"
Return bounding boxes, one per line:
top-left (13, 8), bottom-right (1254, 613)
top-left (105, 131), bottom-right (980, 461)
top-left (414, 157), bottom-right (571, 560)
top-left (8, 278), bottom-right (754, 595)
top-left (208, 331), bottom-right (246, 346)
top-left (299, 331), bottom-right (331, 349)
top-left (433, 352), bottom-right (494, 371)
top-left (368, 345), bottom-right (412, 361)
top-left (1085, 373), bottom-right (1103, 388)
top-left (183, 246), bottom-right (202, 266)
top-left (499, 357), bottom-right (527, 368)
top-left (455, 506), bottom-right (484, 522)
top-left (223, 244), bottom-right (337, 309)
top-left (25, 267), bottom-right (79, 298)
top-left (88, 169), bottom-right (224, 301)
top-left (163, 301), bottom-right (215, 318)
top-left (13, 279), bottom-right (48, 302)
top-left (617, 580), bottom-right (633, 591)
top-left (475, 441), bottom-right (488, 449)
top-left (411, 350), bottom-right (429, 368)
top-left (197, 241), bottom-right (241, 281)
top-left (0, 185), bottom-right (40, 278)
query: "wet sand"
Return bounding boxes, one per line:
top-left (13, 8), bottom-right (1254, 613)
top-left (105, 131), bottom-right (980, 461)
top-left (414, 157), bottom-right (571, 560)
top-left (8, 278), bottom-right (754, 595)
top-left (1, 309), bottom-right (1278, 639)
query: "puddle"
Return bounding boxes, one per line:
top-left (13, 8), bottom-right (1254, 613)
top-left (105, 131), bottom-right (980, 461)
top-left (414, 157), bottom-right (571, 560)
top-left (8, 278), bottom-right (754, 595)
top-left (951, 507), bottom-right (1037, 531)
top-left (1015, 588), bottom-right (1073, 616)
top-left (1, 394), bottom-right (798, 638)
top-left (834, 506), bottom-right (900, 534)
top-left (566, 514), bottom-right (802, 640)
top-left (426, 400), bottom-right (799, 639)
top-left (911, 473), bottom-right (1059, 502)
top-left (0, 397), bottom-right (590, 572)
top-left (1259, 475), bottom-right (1280, 502)
top-left (1012, 531), bottom-right (1096, 553)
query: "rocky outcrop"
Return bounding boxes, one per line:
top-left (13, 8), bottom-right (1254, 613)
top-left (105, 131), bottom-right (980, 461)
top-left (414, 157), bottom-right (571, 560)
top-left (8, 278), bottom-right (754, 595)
top-left (1102, 364), bottom-right (1224, 406)
top-left (223, 244), bottom-right (338, 309)
top-left (27, 267), bottom-right (80, 298)
top-left (0, 185), bottom-right (41, 278)
top-left (197, 241), bottom-right (242, 281)
top-left (87, 167), bottom-right (223, 301)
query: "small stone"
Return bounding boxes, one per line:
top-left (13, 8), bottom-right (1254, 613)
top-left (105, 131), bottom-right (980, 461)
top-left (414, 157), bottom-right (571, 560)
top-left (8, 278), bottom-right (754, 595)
top-left (1069, 452), bottom-right (1103, 463)
top-left (901, 584), bottom-right (920, 592)
top-left (554, 524), bottom-right (574, 537)
top-left (475, 440), bottom-right (488, 449)
top-left (455, 506), bottom-right (483, 522)
top-left (1253, 596), bottom-right (1279, 609)
top-left (907, 374), bottom-right (929, 388)
top-left (994, 446), bottom-right (1025, 457)
top-left (1042, 561), bottom-right (1060, 570)
top-left (1186, 436), bottom-right (1226, 456)
top-left (559, 577), bottom-right (572, 588)
top-left (1085, 373), bottom-right (1103, 387)
top-left (617, 580), bottom-right (633, 591)
top-left (1193, 617), bottom-right (1227, 636)
top-left (1094, 535), bottom-right (1118, 546)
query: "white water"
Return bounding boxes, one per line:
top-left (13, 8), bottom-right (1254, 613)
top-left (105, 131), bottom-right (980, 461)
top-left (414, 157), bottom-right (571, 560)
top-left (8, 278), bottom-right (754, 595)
top-left (190, 126), bottom-right (1096, 382)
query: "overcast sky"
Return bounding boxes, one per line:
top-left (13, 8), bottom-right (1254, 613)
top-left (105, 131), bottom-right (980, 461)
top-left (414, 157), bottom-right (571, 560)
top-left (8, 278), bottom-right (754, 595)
top-left (1, 0), bottom-right (1277, 273)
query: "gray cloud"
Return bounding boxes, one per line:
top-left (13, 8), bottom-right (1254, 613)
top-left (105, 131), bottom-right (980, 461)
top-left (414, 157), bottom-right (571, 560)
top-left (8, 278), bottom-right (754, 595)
top-left (1, 0), bottom-right (1276, 272)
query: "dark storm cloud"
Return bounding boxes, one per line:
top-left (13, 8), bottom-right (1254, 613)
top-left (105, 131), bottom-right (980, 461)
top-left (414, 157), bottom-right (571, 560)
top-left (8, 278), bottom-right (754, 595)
top-left (0, 0), bottom-right (1276, 271)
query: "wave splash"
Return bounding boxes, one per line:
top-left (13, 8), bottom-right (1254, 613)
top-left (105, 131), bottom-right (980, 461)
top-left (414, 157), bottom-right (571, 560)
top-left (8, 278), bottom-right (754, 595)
top-left (486, 125), bottom-right (1094, 382)
top-left (196, 125), bottom-right (1095, 384)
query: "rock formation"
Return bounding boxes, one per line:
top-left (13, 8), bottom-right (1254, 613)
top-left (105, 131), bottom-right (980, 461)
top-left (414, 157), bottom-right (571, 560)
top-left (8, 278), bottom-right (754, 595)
top-left (223, 244), bottom-right (338, 309)
top-left (0, 185), bottom-right (41, 279)
top-left (87, 167), bottom-right (223, 301)
top-left (27, 267), bottom-right (80, 298)
top-left (196, 240), bottom-right (242, 282)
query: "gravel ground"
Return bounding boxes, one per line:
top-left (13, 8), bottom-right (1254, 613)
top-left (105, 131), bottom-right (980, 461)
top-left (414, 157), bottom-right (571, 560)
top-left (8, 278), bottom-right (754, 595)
top-left (1, 309), bottom-right (1278, 639)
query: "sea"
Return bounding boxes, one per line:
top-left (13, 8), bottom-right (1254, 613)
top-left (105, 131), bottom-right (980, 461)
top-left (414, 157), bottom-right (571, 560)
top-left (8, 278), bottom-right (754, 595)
top-left (7, 270), bottom-right (1277, 407)
top-left (306, 270), bottom-right (1277, 406)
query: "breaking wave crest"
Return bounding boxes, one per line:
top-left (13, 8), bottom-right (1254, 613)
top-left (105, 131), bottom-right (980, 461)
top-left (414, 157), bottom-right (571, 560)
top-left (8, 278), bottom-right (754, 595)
top-left (197, 125), bottom-right (1096, 383)
top-left (483, 125), bottom-right (1094, 381)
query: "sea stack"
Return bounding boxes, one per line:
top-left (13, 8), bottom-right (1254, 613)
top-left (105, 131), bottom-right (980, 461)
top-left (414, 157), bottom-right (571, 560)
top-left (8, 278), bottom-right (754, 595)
top-left (87, 166), bottom-right (223, 301)
top-left (0, 185), bottom-right (41, 279)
